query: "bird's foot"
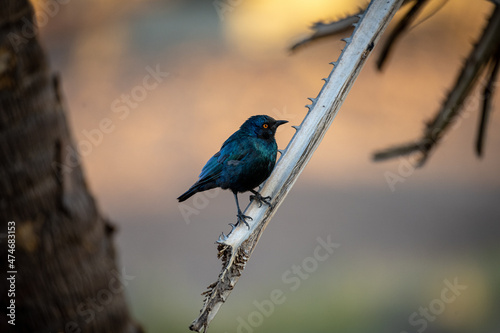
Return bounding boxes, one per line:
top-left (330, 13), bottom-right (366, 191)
top-left (249, 192), bottom-right (272, 207)
top-left (237, 213), bottom-right (252, 229)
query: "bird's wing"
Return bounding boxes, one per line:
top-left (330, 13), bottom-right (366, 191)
top-left (198, 134), bottom-right (251, 182)
top-left (197, 152), bottom-right (223, 183)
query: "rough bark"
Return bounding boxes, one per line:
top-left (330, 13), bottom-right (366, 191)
top-left (0, 1), bottom-right (142, 332)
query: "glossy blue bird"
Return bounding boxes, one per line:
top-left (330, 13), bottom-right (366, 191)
top-left (177, 115), bottom-right (288, 227)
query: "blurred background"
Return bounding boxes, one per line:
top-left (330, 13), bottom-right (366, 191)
top-left (34, 0), bottom-right (499, 332)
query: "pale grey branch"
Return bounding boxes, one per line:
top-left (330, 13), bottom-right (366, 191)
top-left (189, 0), bottom-right (405, 331)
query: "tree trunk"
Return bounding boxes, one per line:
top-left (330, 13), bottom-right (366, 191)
top-left (0, 1), bottom-right (142, 332)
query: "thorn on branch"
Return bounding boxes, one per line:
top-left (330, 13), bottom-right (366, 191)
top-left (289, 8), bottom-right (365, 52)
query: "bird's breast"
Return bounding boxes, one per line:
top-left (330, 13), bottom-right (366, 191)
top-left (223, 139), bottom-right (278, 192)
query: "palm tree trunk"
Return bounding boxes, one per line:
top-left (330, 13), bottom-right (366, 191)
top-left (0, 1), bottom-right (143, 332)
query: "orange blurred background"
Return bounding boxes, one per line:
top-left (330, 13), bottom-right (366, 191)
top-left (34, 0), bottom-right (499, 332)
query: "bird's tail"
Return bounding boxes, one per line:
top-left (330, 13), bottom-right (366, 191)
top-left (178, 177), bottom-right (216, 202)
top-left (177, 186), bottom-right (199, 202)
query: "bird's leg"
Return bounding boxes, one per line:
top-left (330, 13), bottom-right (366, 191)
top-left (249, 189), bottom-right (272, 207)
top-left (233, 192), bottom-right (252, 229)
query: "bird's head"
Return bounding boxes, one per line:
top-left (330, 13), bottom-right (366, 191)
top-left (240, 115), bottom-right (288, 140)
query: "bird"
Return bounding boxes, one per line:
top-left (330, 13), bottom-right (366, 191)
top-left (177, 115), bottom-right (288, 227)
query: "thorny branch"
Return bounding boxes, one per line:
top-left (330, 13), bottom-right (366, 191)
top-left (289, 0), bottom-right (418, 54)
top-left (290, 1), bottom-right (499, 164)
top-left (476, 45), bottom-right (499, 156)
top-left (376, 0), bottom-right (430, 70)
top-left (290, 10), bottom-right (363, 53)
top-left (373, 3), bottom-right (500, 164)
top-left (189, 0), bottom-right (405, 331)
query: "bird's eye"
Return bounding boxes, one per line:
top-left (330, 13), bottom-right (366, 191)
top-left (263, 123), bottom-right (269, 129)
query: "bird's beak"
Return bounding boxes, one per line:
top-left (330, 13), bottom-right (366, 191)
top-left (274, 120), bottom-right (288, 128)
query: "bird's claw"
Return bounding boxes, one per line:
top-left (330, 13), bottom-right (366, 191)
top-left (250, 193), bottom-right (272, 207)
top-left (237, 213), bottom-right (252, 229)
